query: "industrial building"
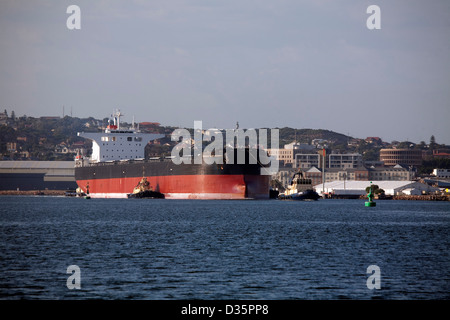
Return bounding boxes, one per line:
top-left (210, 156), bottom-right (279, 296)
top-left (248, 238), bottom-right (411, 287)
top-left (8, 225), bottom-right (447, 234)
top-left (314, 180), bottom-right (440, 196)
top-left (0, 161), bottom-right (77, 191)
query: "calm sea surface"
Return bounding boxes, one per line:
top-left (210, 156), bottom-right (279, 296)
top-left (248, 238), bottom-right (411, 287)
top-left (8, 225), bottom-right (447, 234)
top-left (0, 196), bottom-right (449, 300)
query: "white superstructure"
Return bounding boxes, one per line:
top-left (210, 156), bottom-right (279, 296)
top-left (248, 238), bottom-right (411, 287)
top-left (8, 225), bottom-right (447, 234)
top-left (77, 110), bottom-right (164, 163)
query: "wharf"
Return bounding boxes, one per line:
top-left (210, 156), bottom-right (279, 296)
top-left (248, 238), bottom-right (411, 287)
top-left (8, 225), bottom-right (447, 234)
top-left (356, 194), bottom-right (450, 201)
top-left (0, 190), bottom-right (67, 196)
top-left (392, 194), bottom-right (450, 201)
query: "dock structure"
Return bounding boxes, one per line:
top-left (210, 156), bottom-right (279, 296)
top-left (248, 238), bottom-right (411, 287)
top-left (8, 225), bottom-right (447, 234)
top-left (392, 194), bottom-right (450, 201)
top-left (314, 180), bottom-right (441, 197)
top-left (0, 161), bottom-right (77, 191)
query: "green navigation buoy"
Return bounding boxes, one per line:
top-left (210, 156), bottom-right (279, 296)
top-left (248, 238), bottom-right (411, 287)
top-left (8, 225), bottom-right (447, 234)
top-left (365, 182), bottom-right (376, 207)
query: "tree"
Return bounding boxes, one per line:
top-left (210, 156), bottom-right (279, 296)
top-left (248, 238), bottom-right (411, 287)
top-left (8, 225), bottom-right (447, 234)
top-left (365, 184), bottom-right (385, 195)
top-left (430, 135), bottom-right (436, 150)
top-left (417, 141), bottom-right (427, 150)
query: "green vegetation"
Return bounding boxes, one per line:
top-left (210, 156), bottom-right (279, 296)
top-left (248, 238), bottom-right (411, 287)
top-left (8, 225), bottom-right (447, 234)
top-left (365, 184), bottom-right (385, 195)
top-left (418, 158), bottom-right (450, 175)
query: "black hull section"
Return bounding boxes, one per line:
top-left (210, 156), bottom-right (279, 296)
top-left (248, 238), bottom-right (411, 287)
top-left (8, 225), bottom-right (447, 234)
top-left (279, 189), bottom-right (320, 201)
top-left (74, 148), bottom-right (271, 199)
top-left (127, 190), bottom-right (165, 199)
top-left (75, 159), bottom-right (262, 181)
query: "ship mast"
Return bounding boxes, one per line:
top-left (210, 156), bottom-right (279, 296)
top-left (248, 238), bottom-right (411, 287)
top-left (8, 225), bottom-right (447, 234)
top-left (112, 109), bottom-right (123, 130)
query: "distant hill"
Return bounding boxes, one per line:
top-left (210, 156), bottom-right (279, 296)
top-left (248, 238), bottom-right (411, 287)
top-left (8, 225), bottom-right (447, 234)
top-left (275, 127), bottom-right (351, 147)
top-left (0, 114), bottom-right (356, 160)
top-left (5, 113), bottom-right (447, 166)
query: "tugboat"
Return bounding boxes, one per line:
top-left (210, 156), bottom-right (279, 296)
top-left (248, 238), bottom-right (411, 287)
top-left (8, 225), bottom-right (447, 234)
top-left (127, 177), bottom-right (165, 199)
top-left (74, 110), bottom-right (270, 199)
top-left (278, 170), bottom-right (320, 201)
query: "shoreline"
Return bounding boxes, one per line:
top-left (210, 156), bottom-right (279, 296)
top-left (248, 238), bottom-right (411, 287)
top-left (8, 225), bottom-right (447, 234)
top-left (0, 190), bottom-right (449, 201)
top-left (0, 190), bottom-right (68, 196)
top-left (391, 194), bottom-right (450, 201)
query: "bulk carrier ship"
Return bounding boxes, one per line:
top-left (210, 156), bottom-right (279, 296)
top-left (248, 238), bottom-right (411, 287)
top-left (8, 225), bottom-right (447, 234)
top-left (74, 111), bottom-right (270, 199)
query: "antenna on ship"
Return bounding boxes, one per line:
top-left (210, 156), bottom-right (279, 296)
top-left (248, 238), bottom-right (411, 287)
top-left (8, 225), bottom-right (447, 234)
top-left (112, 108), bottom-right (123, 130)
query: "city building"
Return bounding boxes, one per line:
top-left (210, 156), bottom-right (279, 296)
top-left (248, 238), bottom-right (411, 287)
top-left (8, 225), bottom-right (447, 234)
top-left (294, 152), bottom-right (363, 169)
top-left (297, 164), bottom-right (412, 186)
top-left (267, 142), bottom-right (317, 166)
top-left (328, 153), bottom-right (363, 169)
top-left (296, 167), bottom-right (370, 187)
top-left (379, 148), bottom-right (423, 166)
top-left (6, 142), bottom-right (17, 153)
top-left (271, 166), bottom-right (296, 189)
top-left (432, 149), bottom-right (450, 159)
top-left (0, 110), bottom-right (11, 126)
top-left (294, 153), bottom-right (321, 169)
top-left (365, 137), bottom-right (383, 145)
top-left (267, 148), bottom-right (296, 165)
top-left (432, 169), bottom-right (450, 178)
top-left (321, 168), bottom-right (369, 183)
top-left (368, 164), bottom-right (415, 181)
top-left (303, 167), bottom-right (323, 186)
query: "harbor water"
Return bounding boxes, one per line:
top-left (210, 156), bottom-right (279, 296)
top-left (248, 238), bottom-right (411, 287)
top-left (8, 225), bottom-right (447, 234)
top-left (0, 196), bottom-right (449, 300)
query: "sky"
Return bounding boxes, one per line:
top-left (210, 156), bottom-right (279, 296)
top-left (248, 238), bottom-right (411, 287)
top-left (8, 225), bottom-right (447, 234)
top-left (1, 0), bottom-right (449, 144)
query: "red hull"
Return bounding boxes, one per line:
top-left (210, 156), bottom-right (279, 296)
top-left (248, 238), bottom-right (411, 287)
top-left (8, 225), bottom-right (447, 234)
top-left (77, 174), bottom-right (269, 199)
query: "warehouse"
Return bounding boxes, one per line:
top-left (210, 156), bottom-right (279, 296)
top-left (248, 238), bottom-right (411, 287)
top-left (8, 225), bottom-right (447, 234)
top-left (314, 180), bottom-right (440, 196)
top-left (0, 161), bottom-right (77, 191)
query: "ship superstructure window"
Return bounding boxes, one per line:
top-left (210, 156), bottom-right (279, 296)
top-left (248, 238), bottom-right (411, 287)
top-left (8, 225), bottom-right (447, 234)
top-left (134, 137), bottom-right (142, 141)
top-left (127, 137), bottom-right (132, 141)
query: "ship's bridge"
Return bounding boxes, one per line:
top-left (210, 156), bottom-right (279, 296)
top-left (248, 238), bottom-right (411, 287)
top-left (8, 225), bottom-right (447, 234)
top-left (77, 110), bottom-right (164, 163)
top-left (78, 131), bottom-right (164, 162)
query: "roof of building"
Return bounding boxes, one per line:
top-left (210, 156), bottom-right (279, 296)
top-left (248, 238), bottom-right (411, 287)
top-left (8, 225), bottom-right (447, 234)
top-left (0, 161), bottom-right (75, 169)
top-left (313, 180), bottom-right (440, 194)
top-left (314, 180), bottom-right (415, 191)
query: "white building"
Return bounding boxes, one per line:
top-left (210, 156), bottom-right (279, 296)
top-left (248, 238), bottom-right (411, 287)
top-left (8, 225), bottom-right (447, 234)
top-left (295, 153), bottom-right (321, 169)
top-left (328, 153), bottom-right (363, 169)
top-left (314, 180), bottom-right (440, 196)
top-left (432, 169), bottom-right (450, 178)
top-left (268, 141), bottom-right (316, 166)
